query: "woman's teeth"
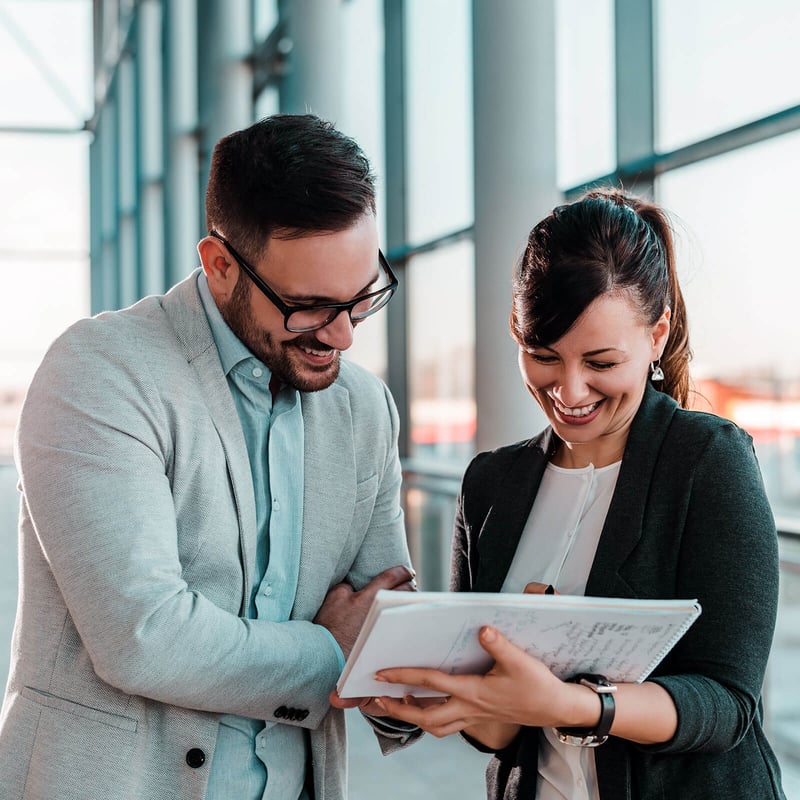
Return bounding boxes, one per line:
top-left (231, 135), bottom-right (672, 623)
top-left (555, 400), bottom-right (600, 417)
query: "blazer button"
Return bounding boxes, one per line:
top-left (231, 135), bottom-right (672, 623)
top-left (298, 709), bottom-right (309, 721)
top-left (274, 705), bottom-right (288, 719)
top-left (186, 748), bottom-right (206, 768)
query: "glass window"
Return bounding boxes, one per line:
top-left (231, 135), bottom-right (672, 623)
top-left (337, 0), bottom-right (387, 380)
top-left (556, 0), bottom-right (615, 189)
top-left (253, 0), bottom-right (279, 41)
top-left (405, 0), bottom-right (473, 244)
top-left (0, 0), bottom-right (93, 129)
top-left (254, 85), bottom-right (279, 119)
top-left (0, 146), bottom-right (90, 458)
top-left (0, 2), bottom-right (91, 461)
top-left (657, 130), bottom-right (800, 524)
top-left (656, 0), bottom-right (800, 152)
top-left (407, 241), bottom-right (475, 462)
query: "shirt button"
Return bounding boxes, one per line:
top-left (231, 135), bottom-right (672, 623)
top-left (252, 367), bottom-right (263, 378)
top-left (263, 585), bottom-right (273, 596)
top-left (273, 499), bottom-right (280, 511)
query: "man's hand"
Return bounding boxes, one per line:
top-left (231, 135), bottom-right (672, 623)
top-left (313, 565), bottom-right (415, 659)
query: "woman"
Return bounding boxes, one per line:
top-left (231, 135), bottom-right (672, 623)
top-left (370, 190), bottom-right (786, 799)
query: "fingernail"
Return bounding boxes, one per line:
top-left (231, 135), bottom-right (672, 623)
top-left (375, 698), bottom-right (386, 710)
top-left (374, 673), bottom-right (387, 682)
top-left (480, 625), bottom-right (497, 642)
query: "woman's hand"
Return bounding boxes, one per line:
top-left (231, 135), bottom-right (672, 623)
top-left (328, 689), bottom-right (446, 718)
top-left (328, 690), bottom-right (388, 717)
top-left (370, 625), bottom-right (578, 743)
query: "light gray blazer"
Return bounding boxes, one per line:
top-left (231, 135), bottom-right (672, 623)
top-left (0, 271), bottom-right (411, 800)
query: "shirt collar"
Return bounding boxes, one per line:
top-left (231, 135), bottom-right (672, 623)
top-left (197, 271), bottom-right (267, 377)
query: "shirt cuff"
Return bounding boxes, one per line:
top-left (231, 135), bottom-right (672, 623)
top-left (361, 711), bottom-right (421, 737)
top-left (319, 627), bottom-right (346, 673)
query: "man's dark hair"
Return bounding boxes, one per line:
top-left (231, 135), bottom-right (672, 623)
top-left (205, 114), bottom-right (376, 262)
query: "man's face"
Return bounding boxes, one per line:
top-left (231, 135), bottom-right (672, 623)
top-left (208, 214), bottom-right (381, 392)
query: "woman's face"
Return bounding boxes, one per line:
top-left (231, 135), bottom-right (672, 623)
top-left (518, 291), bottom-right (670, 468)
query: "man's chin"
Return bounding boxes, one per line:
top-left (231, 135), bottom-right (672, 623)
top-left (282, 358), bottom-right (340, 392)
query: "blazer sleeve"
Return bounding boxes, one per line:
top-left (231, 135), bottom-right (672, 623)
top-left (341, 378), bottom-right (412, 590)
top-left (644, 422), bottom-right (779, 755)
top-left (15, 320), bottom-right (344, 727)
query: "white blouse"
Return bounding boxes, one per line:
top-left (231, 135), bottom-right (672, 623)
top-left (501, 460), bottom-right (622, 800)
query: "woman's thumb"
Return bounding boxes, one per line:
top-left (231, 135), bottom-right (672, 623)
top-left (479, 625), bottom-right (507, 652)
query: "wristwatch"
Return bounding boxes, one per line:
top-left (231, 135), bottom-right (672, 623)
top-left (555, 673), bottom-right (617, 747)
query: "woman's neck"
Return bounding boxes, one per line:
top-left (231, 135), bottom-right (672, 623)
top-left (551, 438), bottom-right (627, 469)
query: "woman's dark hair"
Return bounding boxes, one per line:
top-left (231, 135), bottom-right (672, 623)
top-left (510, 188), bottom-right (692, 407)
top-left (205, 114), bottom-right (376, 263)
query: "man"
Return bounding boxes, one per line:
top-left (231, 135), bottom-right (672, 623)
top-left (0, 114), bottom-right (416, 800)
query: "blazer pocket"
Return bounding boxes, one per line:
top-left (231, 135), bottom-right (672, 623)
top-left (331, 474), bottom-right (380, 579)
top-left (351, 473), bottom-right (379, 535)
top-left (6, 688), bottom-right (138, 800)
top-left (21, 687), bottom-right (138, 731)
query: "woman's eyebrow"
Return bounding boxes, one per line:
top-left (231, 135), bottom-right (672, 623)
top-left (583, 347), bottom-right (624, 357)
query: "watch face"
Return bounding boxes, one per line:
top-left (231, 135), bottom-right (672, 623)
top-left (577, 674), bottom-right (617, 692)
top-left (557, 674), bottom-right (617, 745)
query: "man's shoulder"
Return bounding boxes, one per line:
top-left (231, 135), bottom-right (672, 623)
top-left (50, 296), bottom-right (173, 360)
top-left (336, 357), bottom-right (385, 391)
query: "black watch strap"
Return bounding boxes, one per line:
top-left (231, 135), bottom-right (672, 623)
top-left (555, 673), bottom-right (617, 747)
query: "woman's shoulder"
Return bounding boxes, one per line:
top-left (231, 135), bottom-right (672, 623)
top-left (464, 430), bottom-right (550, 482)
top-left (643, 386), bottom-right (753, 451)
top-left (647, 396), bottom-right (759, 478)
top-left (668, 401), bottom-right (753, 449)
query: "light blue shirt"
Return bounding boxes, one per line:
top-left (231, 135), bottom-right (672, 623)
top-left (198, 274), bottom-right (339, 800)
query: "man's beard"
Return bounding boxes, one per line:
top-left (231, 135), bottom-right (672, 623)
top-left (217, 275), bottom-right (340, 392)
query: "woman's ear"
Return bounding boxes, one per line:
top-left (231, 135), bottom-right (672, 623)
top-left (652, 306), bottom-right (671, 358)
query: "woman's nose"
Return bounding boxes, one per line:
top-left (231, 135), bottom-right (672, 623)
top-left (552, 367), bottom-right (591, 407)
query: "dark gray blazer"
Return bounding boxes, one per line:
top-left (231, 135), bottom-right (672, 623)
top-left (452, 383), bottom-right (786, 800)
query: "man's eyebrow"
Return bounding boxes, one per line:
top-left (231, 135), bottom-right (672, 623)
top-left (281, 270), bottom-right (380, 304)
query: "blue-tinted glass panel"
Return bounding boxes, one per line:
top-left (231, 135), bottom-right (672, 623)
top-left (253, 0), bottom-right (279, 40)
top-left (656, 0), bottom-right (800, 152)
top-left (658, 131), bottom-right (800, 525)
top-left (405, 0), bottom-right (473, 243)
top-left (556, 0), bottom-right (615, 188)
top-left (0, 0), bottom-right (92, 128)
top-left (338, 0), bottom-right (387, 379)
top-left (408, 241), bottom-right (475, 461)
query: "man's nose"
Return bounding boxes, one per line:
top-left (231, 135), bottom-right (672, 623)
top-left (315, 309), bottom-right (355, 351)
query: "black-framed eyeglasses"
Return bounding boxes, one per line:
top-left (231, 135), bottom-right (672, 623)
top-left (209, 230), bottom-right (398, 333)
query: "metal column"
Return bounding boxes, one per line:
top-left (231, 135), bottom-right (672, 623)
top-left (472, 0), bottom-right (557, 452)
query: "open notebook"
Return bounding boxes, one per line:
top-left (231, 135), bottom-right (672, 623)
top-left (337, 591), bottom-right (701, 698)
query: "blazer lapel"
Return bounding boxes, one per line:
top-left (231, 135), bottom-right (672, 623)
top-left (161, 272), bottom-right (258, 610)
top-left (294, 384), bottom-right (357, 615)
top-left (474, 431), bottom-right (557, 592)
top-left (586, 383), bottom-right (679, 596)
